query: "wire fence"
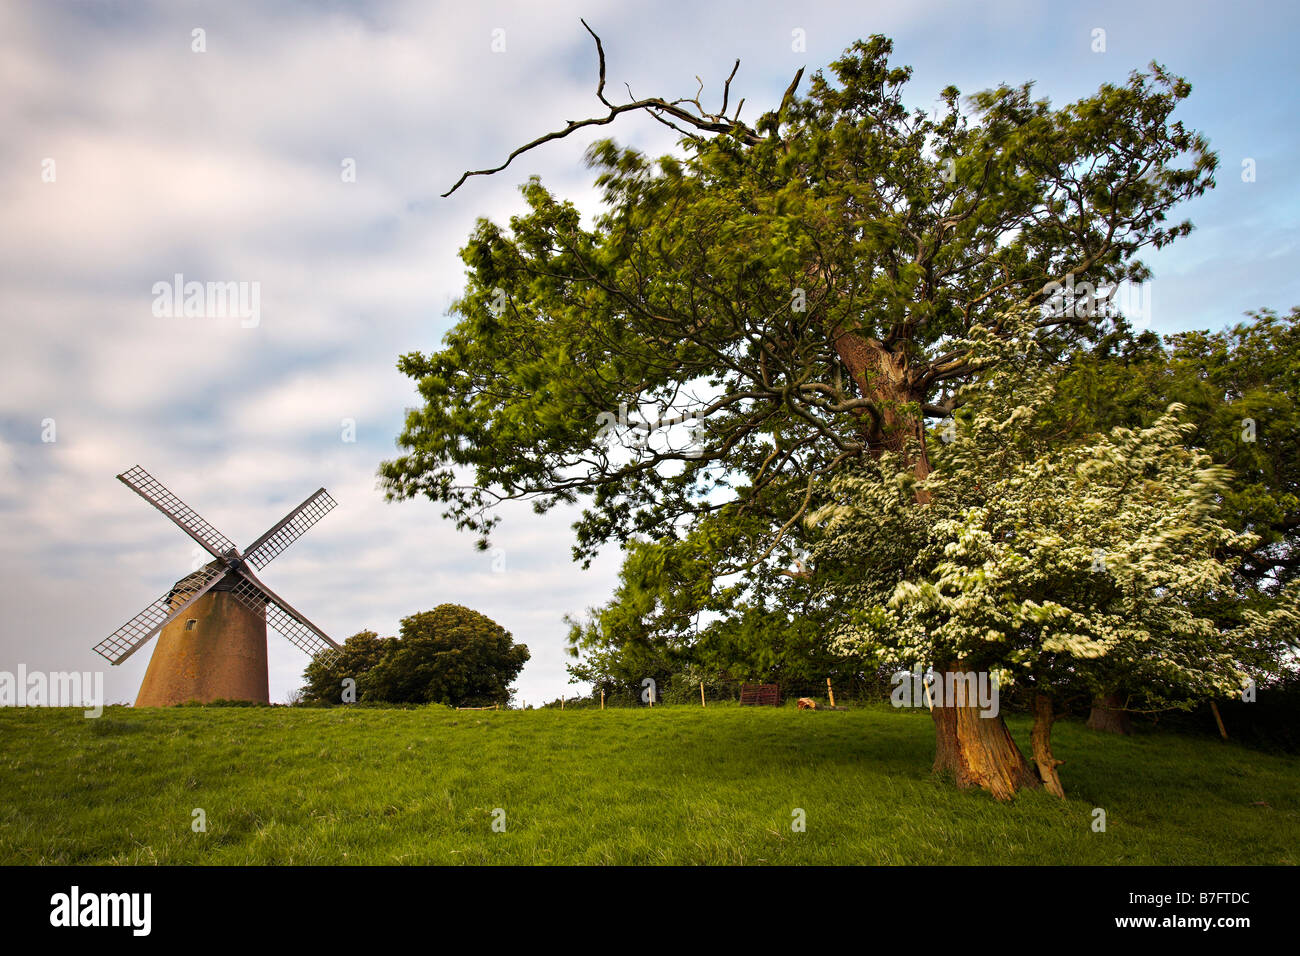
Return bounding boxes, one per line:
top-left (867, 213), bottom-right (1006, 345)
top-left (540, 671), bottom-right (903, 710)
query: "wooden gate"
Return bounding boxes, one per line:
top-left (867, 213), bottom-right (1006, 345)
top-left (739, 682), bottom-right (781, 706)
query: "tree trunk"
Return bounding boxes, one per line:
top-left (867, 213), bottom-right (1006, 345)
top-left (1085, 692), bottom-right (1132, 735)
top-left (835, 330), bottom-right (1046, 798)
top-left (832, 330), bottom-right (932, 494)
top-left (1209, 699), bottom-right (1229, 741)
top-left (929, 667), bottom-right (1039, 800)
top-left (1031, 692), bottom-right (1066, 798)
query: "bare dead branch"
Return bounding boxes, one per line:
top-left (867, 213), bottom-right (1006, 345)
top-left (583, 18), bottom-right (613, 108)
top-left (720, 59), bottom-right (740, 117)
top-left (777, 68), bottom-right (805, 119)
top-left (442, 21), bottom-right (772, 197)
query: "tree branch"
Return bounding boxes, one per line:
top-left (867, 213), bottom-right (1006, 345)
top-left (442, 20), bottom-right (771, 197)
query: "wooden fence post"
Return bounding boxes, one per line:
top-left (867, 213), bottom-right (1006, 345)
top-left (1210, 700), bottom-right (1228, 740)
top-left (600, 689), bottom-right (605, 710)
top-left (701, 681), bottom-right (706, 708)
top-left (826, 677), bottom-right (836, 709)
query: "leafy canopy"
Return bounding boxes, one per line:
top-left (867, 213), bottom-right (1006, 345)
top-left (809, 323), bottom-right (1280, 709)
top-left (298, 607), bottom-right (530, 707)
top-left (382, 37), bottom-right (1214, 572)
top-left (1042, 307), bottom-right (1300, 600)
top-left (300, 629), bottom-right (392, 704)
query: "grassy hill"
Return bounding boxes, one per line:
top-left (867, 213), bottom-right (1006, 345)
top-left (1, 703), bottom-right (1295, 865)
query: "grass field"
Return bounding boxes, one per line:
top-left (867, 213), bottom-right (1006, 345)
top-left (1, 703), bottom-right (1296, 865)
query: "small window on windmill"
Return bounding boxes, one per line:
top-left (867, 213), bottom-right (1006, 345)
top-left (184, 619), bottom-right (197, 631)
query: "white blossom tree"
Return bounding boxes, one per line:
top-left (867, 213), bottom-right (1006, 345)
top-left (810, 335), bottom-right (1259, 798)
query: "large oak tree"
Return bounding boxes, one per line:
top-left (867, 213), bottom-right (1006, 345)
top-left (382, 29), bottom-right (1216, 796)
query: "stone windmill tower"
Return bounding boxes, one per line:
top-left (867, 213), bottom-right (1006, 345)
top-left (94, 466), bottom-right (342, 706)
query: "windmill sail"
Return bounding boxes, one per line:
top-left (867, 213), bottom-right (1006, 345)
top-left (118, 465), bottom-right (237, 558)
top-left (93, 563), bottom-right (228, 664)
top-left (227, 571), bottom-right (341, 664)
top-left (242, 488), bottom-right (337, 571)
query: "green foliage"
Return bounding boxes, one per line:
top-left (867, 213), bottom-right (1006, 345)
top-left (383, 36), bottom-right (1213, 580)
top-left (1041, 307), bottom-right (1300, 604)
top-left (363, 605), bottom-right (529, 707)
top-left (811, 322), bottom-right (1284, 711)
top-left (565, 526), bottom-right (866, 697)
top-left (564, 309), bottom-right (1300, 704)
top-left (383, 35), bottom-right (1248, 731)
top-left (565, 639), bottom-right (677, 703)
top-left (299, 610), bottom-right (529, 708)
top-left (300, 630), bottom-right (393, 705)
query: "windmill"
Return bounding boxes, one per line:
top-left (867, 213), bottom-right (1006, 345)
top-left (95, 465), bottom-right (342, 706)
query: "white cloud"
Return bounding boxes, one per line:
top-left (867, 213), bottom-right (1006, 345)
top-left (2, 0), bottom-right (1298, 706)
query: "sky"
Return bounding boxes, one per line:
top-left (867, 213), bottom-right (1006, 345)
top-left (1, 0), bottom-right (1297, 707)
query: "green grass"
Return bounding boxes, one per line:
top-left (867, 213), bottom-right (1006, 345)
top-left (1, 703), bottom-right (1295, 864)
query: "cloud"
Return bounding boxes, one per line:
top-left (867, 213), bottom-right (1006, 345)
top-left (2, 0), bottom-right (1298, 706)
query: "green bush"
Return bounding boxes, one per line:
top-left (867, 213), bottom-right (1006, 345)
top-left (299, 606), bottom-right (529, 708)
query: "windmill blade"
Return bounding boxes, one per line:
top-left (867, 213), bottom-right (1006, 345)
top-left (118, 465), bottom-right (237, 559)
top-left (242, 488), bottom-right (337, 571)
top-left (93, 563), bottom-right (228, 665)
top-left (227, 570), bottom-right (341, 665)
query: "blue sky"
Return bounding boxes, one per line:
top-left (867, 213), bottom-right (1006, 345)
top-left (1, 0), bottom-right (1297, 706)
